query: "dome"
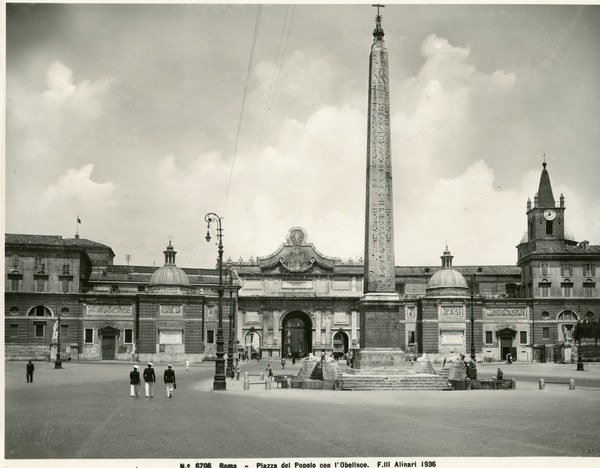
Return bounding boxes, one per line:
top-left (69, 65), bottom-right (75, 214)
top-left (148, 241), bottom-right (190, 294)
top-left (427, 269), bottom-right (468, 290)
top-left (426, 247), bottom-right (469, 297)
top-left (149, 265), bottom-right (190, 287)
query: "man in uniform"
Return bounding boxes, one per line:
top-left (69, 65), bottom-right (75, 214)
top-left (164, 364), bottom-right (176, 398)
top-left (130, 365), bottom-right (141, 397)
top-left (143, 362), bottom-right (156, 398)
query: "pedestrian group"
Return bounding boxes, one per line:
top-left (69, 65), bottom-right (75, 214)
top-left (130, 362), bottom-right (176, 398)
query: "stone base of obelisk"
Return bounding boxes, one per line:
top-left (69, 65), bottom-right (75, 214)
top-left (350, 293), bottom-right (409, 374)
top-left (359, 293), bottom-right (403, 347)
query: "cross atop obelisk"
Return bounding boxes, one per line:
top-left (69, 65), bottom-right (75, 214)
top-left (364, 3), bottom-right (396, 294)
top-left (372, 4), bottom-right (385, 40)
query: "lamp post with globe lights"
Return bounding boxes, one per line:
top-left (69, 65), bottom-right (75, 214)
top-left (205, 212), bottom-right (226, 391)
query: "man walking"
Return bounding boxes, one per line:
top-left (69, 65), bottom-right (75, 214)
top-left (143, 362), bottom-right (156, 398)
top-left (130, 365), bottom-right (141, 397)
top-left (26, 360), bottom-right (35, 383)
top-left (164, 364), bottom-right (176, 398)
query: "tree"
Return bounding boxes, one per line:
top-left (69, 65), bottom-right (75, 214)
top-left (574, 319), bottom-right (600, 346)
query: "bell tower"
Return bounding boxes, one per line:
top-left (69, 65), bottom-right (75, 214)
top-left (518, 160), bottom-right (570, 264)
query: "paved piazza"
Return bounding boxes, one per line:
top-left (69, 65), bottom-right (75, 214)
top-left (4, 360), bottom-right (600, 466)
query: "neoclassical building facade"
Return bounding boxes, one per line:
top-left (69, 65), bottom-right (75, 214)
top-left (4, 164), bottom-right (599, 363)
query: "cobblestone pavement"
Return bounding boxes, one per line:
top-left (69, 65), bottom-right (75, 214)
top-left (4, 359), bottom-right (600, 464)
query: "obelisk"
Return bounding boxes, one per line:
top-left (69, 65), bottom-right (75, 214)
top-left (364, 5), bottom-right (396, 295)
top-left (356, 5), bottom-right (403, 368)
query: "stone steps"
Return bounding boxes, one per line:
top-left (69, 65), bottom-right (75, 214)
top-left (339, 374), bottom-right (450, 391)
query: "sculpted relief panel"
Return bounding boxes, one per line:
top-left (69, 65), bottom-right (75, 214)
top-left (160, 305), bottom-right (183, 315)
top-left (486, 308), bottom-right (527, 318)
top-left (441, 306), bottom-right (464, 317)
top-left (86, 305), bottom-right (132, 315)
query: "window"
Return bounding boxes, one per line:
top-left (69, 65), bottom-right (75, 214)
top-left (36, 278), bottom-right (46, 292)
top-left (9, 278), bottom-right (20, 292)
top-left (541, 311), bottom-right (550, 320)
top-left (561, 264), bottom-right (573, 276)
top-left (561, 311), bottom-right (573, 321)
top-left (10, 307), bottom-right (19, 315)
top-left (546, 220), bottom-right (553, 235)
top-left (124, 329), bottom-right (133, 344)
top-left (85, 329), bottom-right (94, 343)
top-left (34, 322), bottom-right (46, 338)
top-left (61, 278), bottom-right (71, 293)
top-left (583, 282), bottom-right (595, 298)
top-left (62, 263), bottom-right (70, 275)
top-left (61, 325), bottom-right (68, 340)
top-left (561, 282), bottom-right (573, 297)
top-left (539, 283), bottom-right (550, 297)
top-left (485, 331), bottom-right (493, 344)
top-left (541, 263), bottom-right (549, 277)
top-left (528, 220), bottom-right (534, 240)
top-left (111, 285), bottom-right (119, 294)
top-left (408, 331), bottom-right (415, 344)
top-left (584, 264), bottom-right (595, 277)
top-left (61, 307), bottom-right (70, 316)
top-left (9, 324), bottom-right (18, 338)
top-left (586, 311), bottom-right (595, 320)
top-left (138, 286), bottom-right (146, 292)
top-left (520, 331), bottom-right (527, 344)
top-left (207, 330), bottom-right (215, 344)
top-left (542, 327), bottom-right (549, 339)
top-left (11, 254), bottom-right (19, 268)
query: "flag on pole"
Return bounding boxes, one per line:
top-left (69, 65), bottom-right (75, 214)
top-left (77, 216), bottom-right (81, 224)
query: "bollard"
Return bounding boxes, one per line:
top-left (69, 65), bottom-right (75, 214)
top-left (511, 378), bottom-right (517, 389)
top-left (539, 378), bottom-right (545, 390)
top-left (244, 371), bottom-right (249, 380)
top-left (260, 372), bottom-right (265, 381)
top-left (243, 378), bottom-right (250, 390)
top-left (287, 377), bottom-right (292, 389)
top-left (265, 379), bottom-right (271, 390)
top-left (569, 378), bottom-right (575, 390)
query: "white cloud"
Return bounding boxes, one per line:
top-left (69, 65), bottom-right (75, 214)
top-left (8, 61), bottom-right (112, 161)
top-left (41, 164), bottom-right (116, 208)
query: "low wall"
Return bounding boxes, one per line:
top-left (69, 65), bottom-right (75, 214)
top-left (449, 378), bottom-right (515, 390)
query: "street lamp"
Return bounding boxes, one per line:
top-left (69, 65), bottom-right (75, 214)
top-left (205, 212), bottom-right (226, 391)
top-left (54, 314), bottom-right (62, 369)
top-left (226, 267), bottom-right (235, 379)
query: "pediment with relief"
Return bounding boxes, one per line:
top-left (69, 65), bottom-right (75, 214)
top-left (258, 227), bottom-right (336, 273)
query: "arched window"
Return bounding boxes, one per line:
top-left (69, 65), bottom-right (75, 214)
top-left (558, 310), bottom-right (578, 342)
top-left (28, 305), bottom-right (53, 317)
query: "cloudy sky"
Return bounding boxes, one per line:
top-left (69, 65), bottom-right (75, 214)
top-left (5, 2), bottom-right (600, 269)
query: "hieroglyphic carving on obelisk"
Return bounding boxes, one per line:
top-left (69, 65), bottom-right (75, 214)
top-left (364, 6), bottom-right (396, 293)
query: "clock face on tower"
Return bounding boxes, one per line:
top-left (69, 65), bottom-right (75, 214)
top-left (544, 209), bottom-right (556, 221)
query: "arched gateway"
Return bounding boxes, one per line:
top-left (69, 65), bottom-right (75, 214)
top-left (281, 311), bottom-right (312, 359)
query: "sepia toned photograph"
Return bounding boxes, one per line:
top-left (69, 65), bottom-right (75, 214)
top-left (3, 2), bottom-right (600, 467)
